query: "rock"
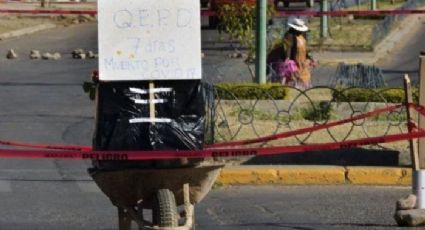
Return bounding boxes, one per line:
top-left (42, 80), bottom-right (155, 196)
top-left (228, 52), bottom-right (241, 59)
top-left (42, 52), bottom-right (53, 60)
top-left (72, 49), bottom-right (86, 59)
top-left (52, 52), bottom-right (61, 60)
top-left (6, 49), bottom-right (18, 59)
top-left (72, 51), bottom-right (81, 56)
top-left (72, 19), bottom-right (80, 24)
top-left (29, 50), bottom-right (41, 59)
top-left (41, 52), bottom-right (62, 60)
top-left (394, 209), bottom-right (425, 226)
top-left (397, 194), bottom-right (417, 210)
top-left (86, 51), bottom-right (96, 59)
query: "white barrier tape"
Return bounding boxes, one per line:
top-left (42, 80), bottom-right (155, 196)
top-left (131, 98), bottom-right (167, 104)
top-left (129, 118), bottom-right (172, 123)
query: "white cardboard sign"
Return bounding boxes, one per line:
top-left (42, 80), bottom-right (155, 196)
top-left (98, 0), bottom-right (202, 81)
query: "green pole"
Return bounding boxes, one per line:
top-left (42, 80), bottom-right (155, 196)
top-left (255, 0), bottom-right (267, 84)
top-left (320, 0), bottom-right (328, 38)
top-left (371, 0), bottom-right (377, 10)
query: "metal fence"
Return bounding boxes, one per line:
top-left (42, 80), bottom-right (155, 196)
top-left (204, 84), bottom-right (412, 157)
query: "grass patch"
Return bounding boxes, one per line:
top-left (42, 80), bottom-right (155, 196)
top-left (214, 114), bottom-right (408, 152)
top-left (306, 0), bottom-right (405, 50)
top-left (308, 17), bottom-right (377, 50)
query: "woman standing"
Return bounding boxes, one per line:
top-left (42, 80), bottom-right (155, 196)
top-left (268, 18), bottom-right (314, 90)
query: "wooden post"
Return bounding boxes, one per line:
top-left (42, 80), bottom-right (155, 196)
top-left (149, 82), bottom-right (155, 125)
top-left (418, 54), bottom-right (425, 169)
top-left (118, 208), bottom-right (132, 230)
top-left (404, 74), bottom-right (420, 171)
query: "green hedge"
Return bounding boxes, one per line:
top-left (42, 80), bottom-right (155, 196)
top-left (333, 87), bottom-right (418, 103)
top-left (215, 83), bottom-right (288, 100)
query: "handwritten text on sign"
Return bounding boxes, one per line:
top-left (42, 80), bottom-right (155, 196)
top-left (98, 0), bottom-right (202, 81)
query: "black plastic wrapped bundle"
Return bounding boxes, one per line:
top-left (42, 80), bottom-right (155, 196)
top-left (92, 80), bottom-right (205, 170)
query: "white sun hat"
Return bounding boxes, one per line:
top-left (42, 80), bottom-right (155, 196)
top-left (287, 18), bottom-right (309, 32)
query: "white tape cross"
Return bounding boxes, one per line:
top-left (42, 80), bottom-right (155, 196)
top-left (129, 87), bottom-right (173, 95)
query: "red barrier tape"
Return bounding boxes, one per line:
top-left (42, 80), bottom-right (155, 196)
top-left (0, 140), bottom-right (91, 152)
top-left (411, 103), bottom-right (425, 117)
top-left (0, 9), bottom-right (96, 15)
top-left (0, 103), bottom-right (423, 160)
top-left (201, 9), bottom-right (425, 17)
top-left (0, 130), bottom-right (423, 160)
top-left (2, 1), bottom-right (96, 4)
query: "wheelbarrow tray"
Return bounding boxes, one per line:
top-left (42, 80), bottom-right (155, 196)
top-left (91, 164), bottom-right (223, 209)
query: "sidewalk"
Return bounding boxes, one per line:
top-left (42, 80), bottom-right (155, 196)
top-left (314, 10), bottom-right (425, 65)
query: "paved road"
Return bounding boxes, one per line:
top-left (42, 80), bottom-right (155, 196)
top-left (0, 23), bottom-right (96, 147)
top-left (0, 182), bottom-right (419, 229)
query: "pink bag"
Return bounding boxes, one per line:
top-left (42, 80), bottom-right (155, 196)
top-left (277, 59), bottom-right (298, 79)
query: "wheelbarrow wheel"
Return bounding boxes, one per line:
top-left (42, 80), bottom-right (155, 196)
top-left (153, 189), bottom-right (179, 227)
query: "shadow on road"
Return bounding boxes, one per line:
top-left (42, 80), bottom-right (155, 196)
top-left (243, 148), bottom-right (400, 166)
top-left (227, 222), bottom-right (395, 229)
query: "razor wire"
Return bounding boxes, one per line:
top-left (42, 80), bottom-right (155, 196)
top-left (330, 63), bottom-right (387, 88)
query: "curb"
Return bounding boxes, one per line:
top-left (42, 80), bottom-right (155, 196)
top-left (0, 23), bottom-right (56, 40)
top-left (216, 166), bottom-right (412, 186)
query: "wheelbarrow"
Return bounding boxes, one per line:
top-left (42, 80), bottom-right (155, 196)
top-left (91, 163), bottom-right (223, 230)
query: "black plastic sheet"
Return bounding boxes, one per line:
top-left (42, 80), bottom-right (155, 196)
top-left (92, 80), bottom-right (205, 170)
